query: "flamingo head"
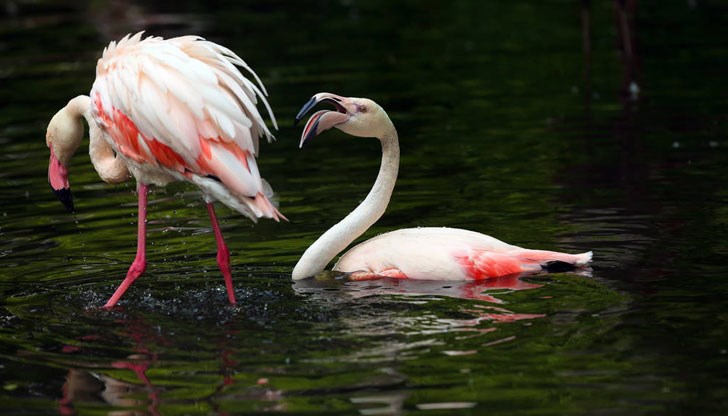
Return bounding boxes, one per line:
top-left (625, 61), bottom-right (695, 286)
top-left (294, 92), bottom-right (390, 147)
top-left (46, 105), bottom-right (83, 212)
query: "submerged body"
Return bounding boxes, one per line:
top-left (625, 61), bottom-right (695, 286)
top-left (45, 32), bottom-right (281, 307)
top-left (292, 92), bottom-right (592, 281)
top-left (335, 227), bottom-right (592, 280)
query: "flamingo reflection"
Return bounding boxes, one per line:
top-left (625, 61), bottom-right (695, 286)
top-left (57, 315), bottom-right (254, 415)
top-left (294, 271), bottom-right (545, 304)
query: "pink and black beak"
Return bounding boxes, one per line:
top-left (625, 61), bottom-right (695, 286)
top-left (48, 147), bottom-right (74, 212)
top-left (294, 93), bottom-right (354, 148)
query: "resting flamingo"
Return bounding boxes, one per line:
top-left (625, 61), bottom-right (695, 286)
top-left (291, 92), bottom-right (592, 281)
top-left (45, 32), bottom-right (283, 308)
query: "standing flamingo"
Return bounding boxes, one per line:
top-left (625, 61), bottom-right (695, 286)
top-left (291, 93), bottom-right (592, 281)
top-left (45, 32), bottom-right (283, 308)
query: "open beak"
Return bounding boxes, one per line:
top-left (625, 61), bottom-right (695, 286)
top-left (294, 92), bottom-right (356, 148)
top-left (48, 147), bottom-right (74, 212)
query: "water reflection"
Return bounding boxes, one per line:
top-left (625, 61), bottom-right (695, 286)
top-left (58, 316), bottom-right (164, 415)
top-left (60, 366), bottom-right (155, 416)
top-left (351, 392), bottom-right (409, 416)
top-left (21, 269), bottom-right (583, 414)
top-left (54, 311), bottom-right (276, 415)
top-left (294, 272), bottom-right (547, 303)
top-left (294, 274), bottom-right (552, 366)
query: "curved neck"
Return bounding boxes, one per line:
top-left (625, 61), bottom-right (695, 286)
top-left (87, 117), bottom-right (130, 184)
top-left (55, 95), bottom-right (129, 184)
top-left (48, 96), bottom-right (90, 166)
top-left (85, 99), bottom-right (130, 184)
top-left (292, 125), bottom-right (399, 279)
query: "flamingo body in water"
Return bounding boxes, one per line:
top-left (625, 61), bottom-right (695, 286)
top-left (45, 32), bottom-right (283, 307)
top-left (292, 93), bottom-right (592, 281)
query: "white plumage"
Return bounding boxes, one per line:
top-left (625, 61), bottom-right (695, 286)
top-left (45, 32), bottom-right (282, 307)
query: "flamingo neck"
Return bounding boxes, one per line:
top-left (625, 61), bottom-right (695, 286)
top-left (88, 129), bottom-right (130, 184)
top-left (85, 101), bottom-right (130, 184)
top-left (292, 125), bottom-right (399, 280)
top-left (49, 95), bottom-right (129, 184)
top-left (48, 96), bottom-right (90, 166)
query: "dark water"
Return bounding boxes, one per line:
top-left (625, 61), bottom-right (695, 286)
top-left (2, 1), bottom-right (728, 414)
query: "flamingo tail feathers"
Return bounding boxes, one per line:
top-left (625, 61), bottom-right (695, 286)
top-left (513, 249), bottom-right (593, 270)
top-left (457, 249), bottom-right (592, 280)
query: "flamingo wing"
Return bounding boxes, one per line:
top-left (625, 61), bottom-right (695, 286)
top-left (91, 32), bottom-right (278, 201)
top-left (334, 227), bottom-right (591, 280)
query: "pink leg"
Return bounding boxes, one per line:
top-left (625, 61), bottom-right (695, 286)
top-left (104, 183), bottom-right (148, 308)
top-left (206, 203), bottom-right (237, 304)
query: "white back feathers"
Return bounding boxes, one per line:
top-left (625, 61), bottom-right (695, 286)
top-left (93, 32), bottom-right (277, 161)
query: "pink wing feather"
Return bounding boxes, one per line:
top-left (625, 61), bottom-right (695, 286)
top-left (90, 32), bottom-right (280, 219)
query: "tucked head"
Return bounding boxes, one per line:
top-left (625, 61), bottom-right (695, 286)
top-left (46, 99), bottom-right (88, 213)
top-left (294, 93), bottom-right (391, 147)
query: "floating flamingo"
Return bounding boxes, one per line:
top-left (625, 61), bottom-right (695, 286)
top-left (292, 93), bottom-right (592, 281)
top-left (45, 32), bottom-right (283, 308)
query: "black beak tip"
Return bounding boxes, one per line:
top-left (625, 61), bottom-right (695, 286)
top-left (53, 188), bottom-right (75, 213)
top-left (294, 96), bottom-right (319, 126)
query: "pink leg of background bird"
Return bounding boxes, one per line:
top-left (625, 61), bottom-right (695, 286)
top-left (104, 183), bottom-right (149, 308)
top-left (206, 203), bottom-right (237, 304)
